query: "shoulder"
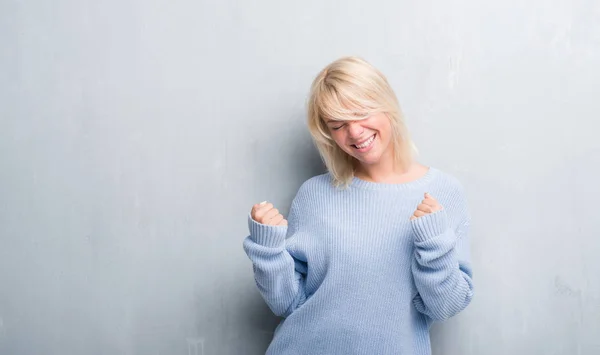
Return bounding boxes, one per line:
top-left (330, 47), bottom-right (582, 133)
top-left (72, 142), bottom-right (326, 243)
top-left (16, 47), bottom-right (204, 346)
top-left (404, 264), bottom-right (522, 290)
top-left (429, 167), bottom-right (470, 223)
top-left (286, 173), bottom-right (332, 229)
top-left (430, 167), bottom-right (465, 195)
top-left (288, 172), bottom-right (336, 212)
top-left (296, 172), bottom-right (334, 195)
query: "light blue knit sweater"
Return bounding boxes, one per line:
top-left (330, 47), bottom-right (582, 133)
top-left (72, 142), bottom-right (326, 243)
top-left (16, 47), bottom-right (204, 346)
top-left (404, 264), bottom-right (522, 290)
top-left (243, 167), bottom-right (474, 354)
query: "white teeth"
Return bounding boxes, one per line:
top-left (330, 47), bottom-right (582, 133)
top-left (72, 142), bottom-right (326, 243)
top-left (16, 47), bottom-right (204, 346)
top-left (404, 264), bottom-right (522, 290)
top-left (355, 135), bottom-right (375, 149)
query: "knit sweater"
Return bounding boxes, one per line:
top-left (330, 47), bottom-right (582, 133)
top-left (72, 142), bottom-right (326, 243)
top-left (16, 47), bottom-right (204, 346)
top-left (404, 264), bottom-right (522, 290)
top-left (243, 167), bottom-right (474, 355)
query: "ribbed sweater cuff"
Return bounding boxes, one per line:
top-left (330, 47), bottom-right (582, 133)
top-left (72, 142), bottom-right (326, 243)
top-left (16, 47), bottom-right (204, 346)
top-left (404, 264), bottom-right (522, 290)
top-left (411, 209), bottom-right (449, 242)
top-left (247, 213), bottom-right (288, 248)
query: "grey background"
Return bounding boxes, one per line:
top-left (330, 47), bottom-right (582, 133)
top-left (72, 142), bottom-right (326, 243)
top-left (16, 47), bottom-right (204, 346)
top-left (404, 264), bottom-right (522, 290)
top-left (1, 0), bottom-right (599, 354)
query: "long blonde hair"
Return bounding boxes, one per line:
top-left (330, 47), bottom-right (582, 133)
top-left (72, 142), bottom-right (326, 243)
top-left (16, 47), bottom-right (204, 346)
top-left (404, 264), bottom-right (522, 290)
top-left (307, 56), bottom-right (417, 188)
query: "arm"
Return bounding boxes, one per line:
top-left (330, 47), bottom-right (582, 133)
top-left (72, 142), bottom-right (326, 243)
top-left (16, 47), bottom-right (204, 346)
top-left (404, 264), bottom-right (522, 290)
top-left (242, 198), bottom-right (307, 317)
top-left (411, 209), bottom-right (474, 321)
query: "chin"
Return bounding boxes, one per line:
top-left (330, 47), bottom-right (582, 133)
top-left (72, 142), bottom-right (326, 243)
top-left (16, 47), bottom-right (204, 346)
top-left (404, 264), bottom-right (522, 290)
top-left (355, 155), bottom-right (382, 165)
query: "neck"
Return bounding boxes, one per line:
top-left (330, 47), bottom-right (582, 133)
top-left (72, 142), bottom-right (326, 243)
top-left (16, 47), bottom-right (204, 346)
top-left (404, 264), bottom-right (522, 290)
top-left (354, 153), bottom-right (415, 183)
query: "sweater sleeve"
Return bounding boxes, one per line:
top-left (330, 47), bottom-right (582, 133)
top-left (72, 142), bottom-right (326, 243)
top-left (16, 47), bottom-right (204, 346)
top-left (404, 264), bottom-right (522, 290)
top-left (410, 208), bottom-right (474, 321)
top-left (242, 197), bottom-right (307, 318)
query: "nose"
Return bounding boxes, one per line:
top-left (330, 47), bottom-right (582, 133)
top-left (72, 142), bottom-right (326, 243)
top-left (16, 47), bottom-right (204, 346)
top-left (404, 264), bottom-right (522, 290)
top-left (347, 121), bottom-right (364, 139)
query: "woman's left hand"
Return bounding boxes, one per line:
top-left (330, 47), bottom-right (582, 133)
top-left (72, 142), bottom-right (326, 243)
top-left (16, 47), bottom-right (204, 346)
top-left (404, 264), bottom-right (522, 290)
top-left (410, 192), bottom-right (443, 221)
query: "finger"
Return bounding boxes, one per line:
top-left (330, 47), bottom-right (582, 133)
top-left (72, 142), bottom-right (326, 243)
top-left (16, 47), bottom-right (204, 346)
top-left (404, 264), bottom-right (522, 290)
top-left (263, 208), bottom-right (280, 223)
top-left (253, 203), bottom-right (274, 221)
top-left (256, 202), bottom-right (274, 214)
top-left (252, 201), bottom-right (267, 211)
top-left (269, 213), bottom-right (284, 226)
top-left (422, 197), bottom-right (437, 207)
top-left (424, 193), bottom-right (439, 205)
top-left (251, 204), bottom-right (260, 219)
top-left (422, 195), bottom-right (442, 211)
top-left (413, 210), bottom-right (427, 218)
top-left (410, 215), bottom-right (417, 221)
top-left (417, 203), bottom-right (434, 213)
top-left (278, 219), bottom-right (288, 226)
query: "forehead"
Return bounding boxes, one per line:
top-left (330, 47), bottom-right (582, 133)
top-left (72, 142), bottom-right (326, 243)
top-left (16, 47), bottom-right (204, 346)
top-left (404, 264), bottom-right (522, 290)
top-left (317, 92), bottom-right (373, 122)
top-left (324, 113), bottom-right (369, 124)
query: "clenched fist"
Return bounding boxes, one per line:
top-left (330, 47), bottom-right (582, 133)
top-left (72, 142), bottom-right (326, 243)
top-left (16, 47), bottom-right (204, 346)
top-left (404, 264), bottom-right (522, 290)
top-left (251, 201), bottom-right (288, 226)
top-left (410, 193), bottom-right (443, 221)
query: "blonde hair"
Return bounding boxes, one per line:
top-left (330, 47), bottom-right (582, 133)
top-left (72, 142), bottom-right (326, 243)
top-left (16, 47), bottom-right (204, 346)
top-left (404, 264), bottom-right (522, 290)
top-left (307, 56), bottom-right (417, 188)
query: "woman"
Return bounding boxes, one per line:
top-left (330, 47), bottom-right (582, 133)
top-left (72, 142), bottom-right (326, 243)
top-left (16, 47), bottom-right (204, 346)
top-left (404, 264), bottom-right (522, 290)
top-left (243, 56), bottom-right (473, 354)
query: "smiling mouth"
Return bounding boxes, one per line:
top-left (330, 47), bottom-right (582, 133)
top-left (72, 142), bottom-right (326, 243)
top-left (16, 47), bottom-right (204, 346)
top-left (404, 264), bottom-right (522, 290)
top-left (352, 134), bottom-right (376, 149)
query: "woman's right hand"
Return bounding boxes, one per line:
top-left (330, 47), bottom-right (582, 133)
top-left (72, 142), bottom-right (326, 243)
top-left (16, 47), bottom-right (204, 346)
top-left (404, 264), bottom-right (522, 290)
top-left (251, 201), bottom-right (288, 226)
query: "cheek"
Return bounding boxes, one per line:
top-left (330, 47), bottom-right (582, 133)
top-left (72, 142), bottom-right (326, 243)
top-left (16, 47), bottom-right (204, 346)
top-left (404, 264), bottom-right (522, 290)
top-left (379, 124), bottom-right (392, 142)
top-left (331, 132), bottom-right (347, 147)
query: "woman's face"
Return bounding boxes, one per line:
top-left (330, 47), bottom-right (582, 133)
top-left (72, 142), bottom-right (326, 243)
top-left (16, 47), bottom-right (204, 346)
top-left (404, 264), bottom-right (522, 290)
top-left (325, 112), bottom-right (394, 167)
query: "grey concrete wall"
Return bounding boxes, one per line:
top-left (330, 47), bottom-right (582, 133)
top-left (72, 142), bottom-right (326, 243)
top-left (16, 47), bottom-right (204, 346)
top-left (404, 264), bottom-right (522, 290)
top-left (1, 0), bottom-right (599, 354)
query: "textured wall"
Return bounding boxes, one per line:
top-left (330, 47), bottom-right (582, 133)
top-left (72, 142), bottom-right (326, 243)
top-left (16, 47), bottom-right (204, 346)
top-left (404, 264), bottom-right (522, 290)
top-left (1, 0), bottom-right (599, 354)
